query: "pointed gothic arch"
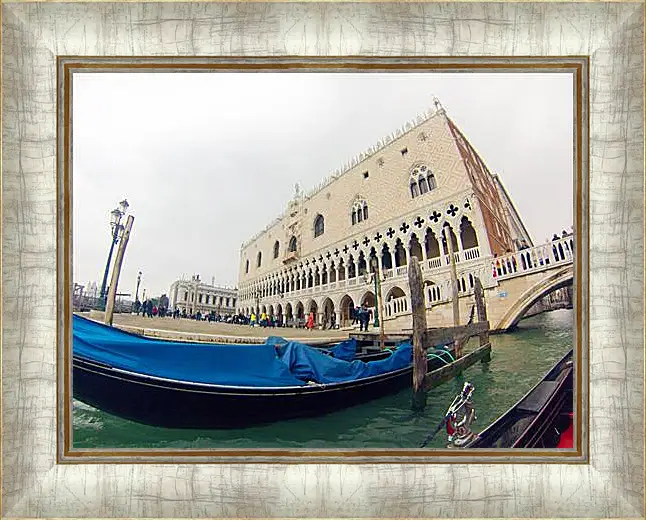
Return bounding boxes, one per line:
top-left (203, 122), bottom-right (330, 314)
top-left (409, 234), bottom-right (424, 262)
top-left (394, 239), bottom-right (407, 267)
top-left (314, 214), bottom-right (325, 238)
top-left (460, 216), bottom-right (479, 249)
top-left (424, 228), bottom-right (441, 259)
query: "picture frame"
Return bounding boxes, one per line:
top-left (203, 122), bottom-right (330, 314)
top-left (2, 1), bottom-right (644, 518)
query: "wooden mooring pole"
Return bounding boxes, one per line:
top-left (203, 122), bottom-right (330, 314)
top-left (408, 255), bottom-right (428, 410)
top-left (105, 215), bottom-right (134, 326)
top-left (473, 276), bottom-right (491, 362)
top-left (443, 223), bottom-right (461, 356)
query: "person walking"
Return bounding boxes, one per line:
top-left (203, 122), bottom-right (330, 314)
top-left (359, 303), bottom-right (369, 332)
top-left (306, 312), bottom-right (315, 330)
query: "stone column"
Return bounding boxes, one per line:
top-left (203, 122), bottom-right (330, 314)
top-left (439, 232), bottom-right (449, 264)
top-left (334, 311), bottom-right (341, 328)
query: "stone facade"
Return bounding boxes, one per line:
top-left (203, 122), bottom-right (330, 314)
top-left (169, 275), bottom-right (237, 316)
top-left (237, 100), bottom-right (532, 329)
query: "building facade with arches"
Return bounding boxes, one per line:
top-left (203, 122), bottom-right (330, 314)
top-left (237, 100), bottom-right (532, 329)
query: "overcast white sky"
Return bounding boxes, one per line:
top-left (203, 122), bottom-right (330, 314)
top-left (73, 72), bottom-right (573, 298)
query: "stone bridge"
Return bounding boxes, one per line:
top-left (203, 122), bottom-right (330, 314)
top-left (381, 235), bottom-right (574, 332)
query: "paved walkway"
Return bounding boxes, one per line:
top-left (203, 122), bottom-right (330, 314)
top-left (82, 312), bottom-right (352, 343)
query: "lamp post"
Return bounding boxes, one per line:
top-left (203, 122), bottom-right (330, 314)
top-left (135, 271), bottom-right (142, 302)
top-left (99, 199), bottom-right (129, 308)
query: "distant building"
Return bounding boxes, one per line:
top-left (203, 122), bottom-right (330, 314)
top-left (169, 275), bottom-right (237, 315)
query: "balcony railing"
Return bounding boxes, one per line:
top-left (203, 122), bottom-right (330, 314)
top-left (384, 296), bottom-right (409, 318)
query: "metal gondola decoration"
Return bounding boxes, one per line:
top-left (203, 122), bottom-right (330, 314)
top-left (421, 350), bottom-right (574, 449)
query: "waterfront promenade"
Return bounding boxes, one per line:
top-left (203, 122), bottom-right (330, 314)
top-left (79, 311), bottom-right (351, 343)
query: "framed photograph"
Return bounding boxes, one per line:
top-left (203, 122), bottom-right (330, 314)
top-left (3, 2), bottom-right (644, 519)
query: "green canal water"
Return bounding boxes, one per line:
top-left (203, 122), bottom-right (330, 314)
top-left (73, 309), bottom-right (573, 449)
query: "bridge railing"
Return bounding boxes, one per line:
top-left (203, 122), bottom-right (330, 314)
top-left (494, 235), bottom-right (574, 281)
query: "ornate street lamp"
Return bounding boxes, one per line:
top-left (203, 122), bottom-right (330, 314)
top-left (99, 199), bottom-right (129, 308)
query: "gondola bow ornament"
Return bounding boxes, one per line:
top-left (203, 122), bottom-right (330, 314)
top-left (445, 381), bottom-right (477, 448)
top-left (419, 381), bottom-right (477, 448)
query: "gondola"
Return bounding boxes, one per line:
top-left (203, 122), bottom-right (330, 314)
top-left (433, 349), bottom-right (573, 449)
top-left (73, 315), bottom-right (456, 429)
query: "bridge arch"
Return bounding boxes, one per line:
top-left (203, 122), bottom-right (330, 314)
top-left (495, 267), bottom-right (574, 330)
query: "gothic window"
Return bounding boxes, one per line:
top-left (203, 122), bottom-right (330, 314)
top-left (410, 164), bottom-right (437, 199)
top-left (314, 215), bottom-right (325, 238)
top-left (348, 257), bottom-right (356, 278)
top-left (245, 259), bottom-right (249, 274)
top-left (358, 253), bottom-right (367, 276)
top-left (351, 199), bottom-right (369, 226)
top-left (424, 228), bottom-right (441, 259)
top-left (273, 241), bottom-right (280, 259)
top-left (289, 236), bottom-right (297, 252)
top-left (460, 216), bottom-right (479, 249)
top-left (257, 251), bottom-right (262, 267)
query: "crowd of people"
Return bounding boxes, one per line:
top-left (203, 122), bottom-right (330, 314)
top-left (132, 300), bottom-right (246, 323)
top-left (133, 299), bottom-right (170, 318)
top-left (130, 299), bottom-right (378, 333)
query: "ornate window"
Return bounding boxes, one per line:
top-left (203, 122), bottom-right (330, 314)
top-left (245, 260), bottom-right (249, 274)
top-left (410, 164), bottom-right (437, 198)
top-left (289, 236), bottom-right (297, 252)
top-left (257, 251), bottom-right (262, 267)
top-left (273, 241), bottom-right (280, 259)
top-left (314, 215), bottom-right (325, 238)
top-left (351, 199), bottom-right (369, 226)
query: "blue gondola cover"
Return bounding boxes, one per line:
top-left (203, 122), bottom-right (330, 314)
top-left (73, 315), bottom-right (412, 388)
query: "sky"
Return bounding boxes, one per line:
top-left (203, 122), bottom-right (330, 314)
top-left (73, 72), bottom-right (573, 299)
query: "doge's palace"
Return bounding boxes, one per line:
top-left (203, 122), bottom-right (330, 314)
top-left (237, 99), bottom-right (532, 329)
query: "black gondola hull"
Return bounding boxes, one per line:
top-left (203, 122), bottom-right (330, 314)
top-left (465, 349), bottom-right (574, 449)
top-left (73, 351), bottom-right (451, 429)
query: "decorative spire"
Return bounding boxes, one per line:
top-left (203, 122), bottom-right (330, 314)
top-left (433, 96), bottom-right (444, 113)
